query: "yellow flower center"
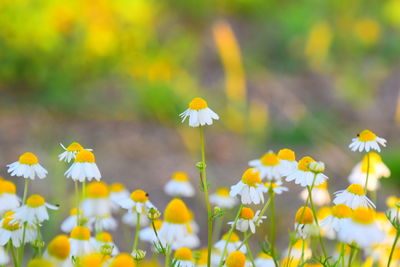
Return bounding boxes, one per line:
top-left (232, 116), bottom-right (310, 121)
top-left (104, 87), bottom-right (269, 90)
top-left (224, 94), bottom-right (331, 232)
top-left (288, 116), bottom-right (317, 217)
top-left (78, 253), bottom-right (104, 267)
top-left (317, 207), bottom-right (332, 220)
top-left (0, 180), bottom-right (16, 194)
top-left (153, 219), bottom-right (163, 230)
top-left (110, 183), bottom-right (126, 192)
top-left (87, 182), bottom-right (109, 198)
top-left (75, 150), bottom-right (95, 163)
top-left (264, 182), bottom-right (279, 188)
top-left (2, 211), bottom-right (20, 231)
top-left (66, 142), bottom-right (84, 152)
top-left (295, 206), bottom-right (314, 224)
top-left (27, 194), bottom-right (45, 208)
top-left (225, 251), bottom-right (246, 267)
top-left (358, 129), bottom-right (377, 141)
top-left (70, 226), bottom-right (91, 240)
top-left (352, 207), bottom-right (375, 224)
top-left (347, 184), bottom-right (365, 196)
top-left (164, 198), bottom-right (190, 224)
top-left (387, 196), bottom-right (399, 209)
top-left (216, 187), bottom-right (230, 197)
top-left (241, 168), bottom-right (261, 187)
top-left (19, 152), bottom-right (39, 165)
top-left (314, 181), bottom-right (328, 189)
top-left (109, 254), bottom-right (136, 267)
top-left (48, 235), bottom-right (70, 260)
top-left (240, 207), bottom-right (255, 220)
top-left (189, 97), bottom-right (208, 110)
top-left (174, 247), bottom-right (193, 261)
top-left (172, 172), bottom-right (189, 182)
top-left (130, 189), bottom-right (148, 203)
top-left (331, 204), bottom-right (352, 219)
top-left (70, 208), bottom-right (82, 215)
top-left (260, 152), bottom-right (280, 166)
top-left (96, 232), bottom-right (113, 243)
top-left (258, 252), bottom-right (272, 259)
top-left (27, 258), bottom-right (54, 267)
top-left (278, 148), bottom-right (296, 161)
top-left (297, 156), bottom-right (315, 171)
top-left (222, 232), bottom-right (240, 243)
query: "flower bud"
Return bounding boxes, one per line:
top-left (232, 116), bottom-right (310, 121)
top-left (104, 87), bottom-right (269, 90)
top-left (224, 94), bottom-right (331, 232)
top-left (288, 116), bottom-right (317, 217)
top-left (132, 249), bottom-right (146, 261)
top-left (308, 161), bottom-right (325, 173)
top-left (147, 208), bottom-right (161, 220)
top-left (100, 244), bottom-right (113, 256)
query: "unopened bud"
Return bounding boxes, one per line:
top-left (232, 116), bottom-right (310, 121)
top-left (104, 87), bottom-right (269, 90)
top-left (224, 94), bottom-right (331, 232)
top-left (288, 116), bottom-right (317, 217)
top-left (308, 161), bottom-right (325, 173)
top-left (132, 249), bottom-right (146, 261)
top-left (100, 244), bottom-right (113, 256)
top-left (147, 208), bottom-right (161, 220)
top-left (32, 240), bottom-right (45, 249)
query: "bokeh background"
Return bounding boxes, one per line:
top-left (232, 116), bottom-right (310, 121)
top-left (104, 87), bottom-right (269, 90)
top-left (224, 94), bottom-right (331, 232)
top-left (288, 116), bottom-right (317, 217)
top-left (1, 0), bottom-right (400, 254)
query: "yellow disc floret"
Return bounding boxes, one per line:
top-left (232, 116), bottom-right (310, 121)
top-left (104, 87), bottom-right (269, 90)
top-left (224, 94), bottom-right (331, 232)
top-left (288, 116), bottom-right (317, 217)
top-left (2, 211), bottom-right (20, 231)
top-left (96, 232), bottom-right (113, 243)
top-left (174, 247), bottom-right (193, 261)
top-left (295, 206), bottom-right (314, 224)
top-left (216, 187), bottom-right (230, 197)
top-left (87, 181), bottom-right (109, 198)
top-left (358, 129), bottom-right (377, 141)
top-left (172, 172), bottom-right (189, 182)
top-left (48, 235), bottom-right (70, 260)
top-left (189, 97), bottom-right (208, 110)
top-left (164, 198), bottom-right (190, 224)
top-left (297, 156), bottom-right (315, 172)
top-left (278, 148), bottom-right (296, 161)
top-left (347, 184), bottom-right (364, 196)
top-left (240, 207), bottom-right (255, 220)
top-left (241, 168), bottom-right (261, 187)
top-left (66, 142), bottom-right (84, 152)
top-left (222, 232), bottom-right (240, 243)
top-left (109, 253), bottom-right (136, 267)
top-left (130, 189), bottom-right (148, 203)
top-left (110, 183), bottom-right (126, 192)
top-left (28, 258), bottom-right (54, 267)
top-left (225, 251), bottom-right (246, 267)
top-left (0, 180), bottom-right (16, 194)
top-left (19, 152), bottom-right (39, 165)
top-left (352, 207), bottom-right (375, 224)
top-left (78, 253), bottom-right (104, 267)
top-left (75, 150), bottom-right (95, 163)
top-left (27, 194), bottom-right (45, 208)
top-left (260, 152), bottom-right (280, 166)
top-left (70, 226), bottom-right (91, 240)
top-left (332, 204), bottom-right (352, 218)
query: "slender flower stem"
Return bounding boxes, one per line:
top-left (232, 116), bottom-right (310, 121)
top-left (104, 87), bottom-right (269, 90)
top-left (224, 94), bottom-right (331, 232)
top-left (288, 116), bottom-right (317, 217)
top-left (339, 243), bottom-right (345, 267)
top-left (364, 152), bottom-right (370, 194)
top-left (218, 204), bottom-right (243, 267)
top-left (347, 244), bottom-right (358, 267)
top-left (165, 246), bottom-right (171, 267)
top-left (244, 232), bottom-right (256, 267)
top-left (22, 180), bottom-right (29, 204)
top-left (36, 223), bottom-right (43, 256)
top-left (74, 180), bottom-right (80, 226)
top-left (387, 230), bottom-right (400, 267)
top-left (269, 186), bottom-right (278, 267)
top-left (199, 126), bottom-right (213, 267)
top-left (151, 220), bottom-right (166, 253)
top-left (300, 238), bottom-right (305, 264)
top-left (132, 213), bottom-right (141, 252)
top-left (18, 179), bottom-right (29, 266)
top-left (9, 241), bottom-right (18, 267)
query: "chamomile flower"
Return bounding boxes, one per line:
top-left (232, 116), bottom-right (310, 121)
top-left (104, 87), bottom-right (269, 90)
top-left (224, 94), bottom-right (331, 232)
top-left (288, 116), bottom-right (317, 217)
top-left (0, 211), bottom-right (37, 247)
top-left (7, 152), bottom-right (48, 180)
top-left (59, 142), bottom-right (90, 163)
top-left (14, 194), bottom-right (58, 225)
top-left (321, 204), bottom-right (352, 237)
top-left (230, 168), bottom-right (265, 205)
top-left (119, 189), bottom-right (154, 215)
top-left (277, 148), bottom-right (297, 176)
top-left (109, 253), bottom-right (136, 267)
top-left (64, 150), bottom-right (101, 182)
top-left (225, 251), bottom-right (246, 267)
top-left (164, 172), bottom-right (195, 197)
top-left (81, 181), bottom-right (112, 218)
top-left (333, 184), bottom-right (375, 209)
top-left (0, 180), bottom-right (20, 214)
top-left (210, 188), bottom-right (237, 209)
top-left (179, 97), bottom-right (219, 127)
top-left (61, 208), bottom-right (90, 233)
top-left (122, 211), bottom-right (149, 227)
top-left (228, 207), bottom-right (266, 234)
top-left (300, 181), bottom-right (331, 206)
top-left (338, 207), bottom-right (385, 248)
top-left (91, 232), bottom-right (119, 256)
top-left (386, 196), bottom-right (400, 220)
top-left (248, 151), bottom-right (282, 180)
top-left (44, 235), bottom-right (72, 267)
top-left (0, 246), bottom-right (8, 265)
top-left (77, 253), bottom-right (104, 267)
top-left (173, 247), bottom-right (195, 267)
top-left (317, 207), bottom-right (335, 239)
top-left (254, 252), bottom-right (275, 267)
top-left (69, 226), bottom-right (94, 257)
top-left (91, 214), bottom-right (118, 232)
top-left (214, 232), bottom-right (247, 255)
top-left (282, 239), bottom-right (311, 260)
top-left (263, 180), bottom-right (288, 195)
top-left (294, 206), bottom-right (314, 239)
top-left (349, 129), bottom-right (386, 152)
top-left (109, 183), bottom-right (129, 212)
top-left (286, 157), bottom-right (328, 187)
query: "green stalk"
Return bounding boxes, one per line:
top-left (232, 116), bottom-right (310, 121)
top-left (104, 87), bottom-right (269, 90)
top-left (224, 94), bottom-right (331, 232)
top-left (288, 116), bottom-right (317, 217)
top-left (269, 185), bottom-right (278, 267)
top-left (300, 238), bottom-right (305, 264)
top-left (244, 232), bottom-right (256, 267)
top-left (36, 223), bottom-right (43, 257)
top-left (364, 152), bottom-right (370, 195)
top-left (165, 246), bottom-right (171, 267)
top-left (18, 179), bottom-right (29, 265)
top-left (347, 245), bottom-right (357, 267)
top-left (74, 180), bottom-right (80, 225)
top-left (132, 213), bottom-right (141, 252)
top-left (387, 230), bottom-right (400, 267)
top-left (339, 243), bottom-right (345, 267)
top-left (9, 241), bottom-right (18, 267)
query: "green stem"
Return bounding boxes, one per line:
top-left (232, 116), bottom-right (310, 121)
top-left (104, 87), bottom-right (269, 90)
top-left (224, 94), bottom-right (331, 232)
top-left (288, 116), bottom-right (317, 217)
top-left (18, 179), bottom-right (29, 266)
top-left (9, 241), bottom-right (18, 267)
top-left (74, 180), bottom-right (80, 226)
top-left (364, 152), bottom-right (370, 195)
top-left (165, 246), bottom-right (171, 267)
top-left (300, 238), bottom-right (305, 264)
top-left (36, 223), bottom-right (43, 257)
top-left (347, 245), bottom-right (357, 267)
top-left (339, 243), bottom-right (345, 267)
top-left (387, 231), bottom-right (400, 267)
top-left (132, 213), bottom-right (141, 252)
top-left (269, 186), bottom-right (278, 267)
top-left (199, 125), bottom-right (213, 267)
top-left (244, 232), bottom-right (256, 267)
top-left (22, 180), bottom-right (29, 204)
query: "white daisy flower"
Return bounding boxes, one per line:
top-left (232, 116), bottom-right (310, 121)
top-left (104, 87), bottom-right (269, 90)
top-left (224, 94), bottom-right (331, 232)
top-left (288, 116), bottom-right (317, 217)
top-left (333, 184), bottom-right (375, 209)
top-left (214, 232), bottom-right (247, 256)
top-left (320, 204), bottom-right (352, 237)
top-left (230, 168), bottom-right (265, 205)
top-left (254, 252), bottom-right (275, 267)
top-left (294, 206), bottom-right (314, 239)
top-left (349, 129), bottom-right (386, 153)
top-left (179, 97), bottom-right (219, 127)
top-left (109, 183), bottom-right (129, 213)
top-left (44, 235), bottom-right (73, 267)
top-left (282, 239), bottom-right (312, 261)
top-left (64, 149), bottom-right (101, 182)
top-left (338, 208), bottom-right (385, 248)
top-left (277, 148), bottom-right (298, 176)
top-left (0, 211), bottom-right (37, 247)
top-left (7, 152), bottom-right (48, 180)
top-left (90, 215), bottom-right (118, 232)
top-left (69, 226), bottom-right (94, 257)
top-left (164, 172), bottom-right (195, 198)
top-left (122, 211), bottom-right (149, 227)
top-left (248, 151), bottom-right (282, 181)
top-left (285, 156), bottom-right (328, 187)
top-left (228, 207), bottom-right (266, 234)
top-left (317, 206), bottom-right (335, 239)
top-left (386, 196), bottom-right (400, 221)
top-left (119, 189), bottom-right (154, 215)
top-left (59, 142), bottom-right (91, 163)
top-left (0, 180), bottom-right (20, 214)
top-left (263, 180), bottom-right (288, 195)
top-left (60, 208), bottom-right (91, 233)
top-left (210, 187), bottom-right (237, 209)
top-left (81, 181), bottom-right (112, 218)
top-left (173, 247), bottom-right (195, 267)
top-left (0, 246), bottom-right (8, 265)
top-left (13, 194), bottom-right (58, 225)
top-left (300, 181), bottom-right (330, 206)
top-left (90, 232), bottom-right (119, 256)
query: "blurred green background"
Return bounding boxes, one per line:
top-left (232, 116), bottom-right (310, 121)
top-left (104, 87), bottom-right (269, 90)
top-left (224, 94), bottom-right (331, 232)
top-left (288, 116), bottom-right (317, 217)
top-left (1, 0), bottom-right (400, 252)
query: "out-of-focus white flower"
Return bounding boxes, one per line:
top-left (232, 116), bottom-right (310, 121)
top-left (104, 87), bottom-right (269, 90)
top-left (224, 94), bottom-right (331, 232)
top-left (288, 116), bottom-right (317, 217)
top-left (277, 148), bottom-right (297, 176)
top-left (263, 181), bottom-right (288, 195)
top-left (320, 204), bottom-right (352, 240)
top-left (81, 181), bottom-right (112, 218)
top-left (69, 226), bottom-right (94, 257)
top-left (0, 180), bottom-right (20, 215)
top-left (179, 97), bottom-right (219, 127)
top-left (300, 181), bottom-right (330, 206)
top-left (122, 211), bottom-right (149, 227)
top-left (0, 246), bottom-right (8, 265)
top-left (248, 151), bottom-right (282, 181)
top-left (286, 156), bottom-right (328, 187)
top-left (164, 172), bottom-right (195, 198)
top-left (210, 188), bottom-right (237, 209)
top-left (230, 168), bottom-right (265, 205)
top-left (44, 235), bottom-right (72, 267)
top-left (109, 183), bottom-right (129, 213)
top-left (349, 129), bottom-right (386, 153)
top-left (214, 232), bottom-right (247, 256)
top-left (0, 211), bottom-right (37, 247)
top-left (173, 247), bottom-right (195, 267)
top-left (333, 184), bottom-right (375, 209)
top-left (64, 150), bottom-right (101, 182)
top-left (90, 232), bottom-right (118, 256)
top-left (282, 239), bottom-right (312, 261)
top-left (294, 206), bottom-right (314, 239)
top-left (61, 208), bottom-right (91, 233)
top-left (7, 152), bottom-right (47, 180)
top-left (254, 252), bottom-right (275, 267)
top-left (119, 189), bottom-right (154, 215)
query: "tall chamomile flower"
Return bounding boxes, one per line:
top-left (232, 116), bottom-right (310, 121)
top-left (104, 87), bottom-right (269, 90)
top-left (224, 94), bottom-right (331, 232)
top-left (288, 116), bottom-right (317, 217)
top-left (109, 183), bottom-right (129, 212)
top-left (228, 207), bottom-right (266, 234)
top-left (300, 181), bottom-right (331, 206)
top-left (210, 188), bottom-right (237, 209)
top-left (0, 180), bottom-right (20, 214)
top-left (0, 211), bottom-right (37, 247)
top-left (59, 142), bottom-right (90, 163)
top-left (173, 247), bottom-right (195, 267)
top-left (277, 148), bottom-right (297, 176)
top-left (44, 235), bottom-right (72, 267)
top-left (61, 208), bottom-right (89, 233)
top-left (349, 129), bottom-right (386, 152)
top-left (13, 194), bottom-right (58, 224)
top-left (333, 184), bottom-right (375, 209)
top-left (286, 157), bottom-right (328, 187)
top-left (164, 172), bottom-right (195, 197)
top-left (64, 150), bottom-right (101, 182)
top-left (81, 181), bottom-right (112, 218)
top-left (119, 189), bottom-right (154, 215)
top-left (320, 204), bottom-right (352, 236)
top-left (230, 168), bottom-right (265, 205)
top-left (7, 152), bottom-right (47, 180)
top-left (69, 226), bottom-right (94, 257)
top-left (179, 97), bottom-right (219, 127)
top-left (248, 151), bottom-right (282, 181)
top-left (294, 206), bottom-right (314, 239)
